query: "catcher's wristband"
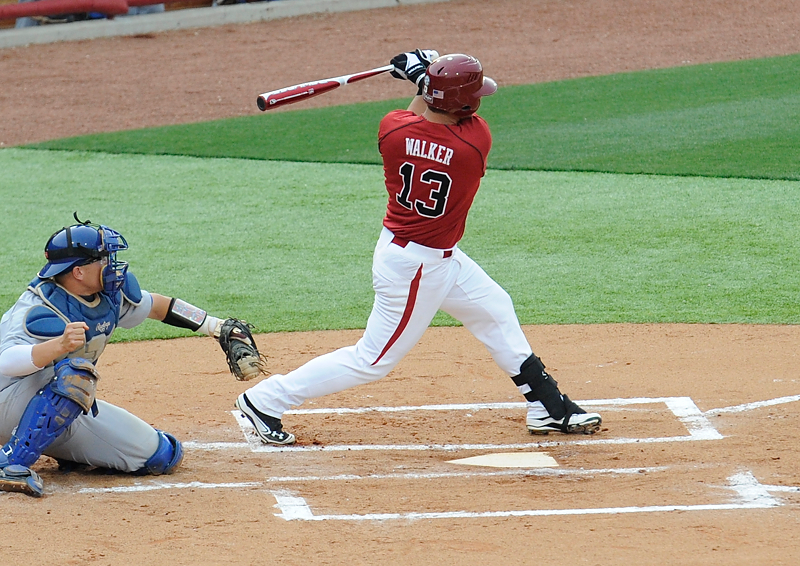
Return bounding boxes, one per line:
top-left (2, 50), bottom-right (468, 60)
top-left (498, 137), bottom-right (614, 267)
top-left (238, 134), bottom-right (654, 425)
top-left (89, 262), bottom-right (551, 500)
top-left (162, 298), bottom-right (207, 332)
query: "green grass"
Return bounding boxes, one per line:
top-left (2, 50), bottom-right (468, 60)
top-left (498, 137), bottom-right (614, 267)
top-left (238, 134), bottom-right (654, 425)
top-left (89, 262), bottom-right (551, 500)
top-left (2, 148), bottom-right (798, 344)
top-left (27, 54), bottom-right (800, 180)
top-left (485, 55), bottom-right (800, 179)
top-left (5, 54), bottom-right (800, 340)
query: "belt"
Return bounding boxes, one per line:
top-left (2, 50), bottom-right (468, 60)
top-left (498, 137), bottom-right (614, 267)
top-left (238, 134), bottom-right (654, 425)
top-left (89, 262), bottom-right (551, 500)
top-left (391, 235), bottom-right (453, 258)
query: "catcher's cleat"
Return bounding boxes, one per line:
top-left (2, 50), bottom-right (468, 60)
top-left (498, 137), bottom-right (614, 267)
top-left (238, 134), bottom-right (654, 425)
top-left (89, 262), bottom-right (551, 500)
top-left (0, 464), bottom-right (44, 497)
top-left (235, 393), bottom-right (296, 445)
top-left (527, 412), bottom-right (602, 435)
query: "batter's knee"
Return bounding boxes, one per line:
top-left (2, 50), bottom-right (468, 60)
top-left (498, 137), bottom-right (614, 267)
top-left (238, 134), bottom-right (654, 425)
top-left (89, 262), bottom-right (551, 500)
top-left (136, 430), bottom-right (183, 475)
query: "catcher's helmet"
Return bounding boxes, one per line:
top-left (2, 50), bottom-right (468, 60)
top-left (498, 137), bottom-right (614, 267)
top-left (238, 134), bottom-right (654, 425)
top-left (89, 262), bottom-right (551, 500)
top-left (422, 54), bottom-right (497, 117)
top-left (39, 221), bottom-right (129, 293)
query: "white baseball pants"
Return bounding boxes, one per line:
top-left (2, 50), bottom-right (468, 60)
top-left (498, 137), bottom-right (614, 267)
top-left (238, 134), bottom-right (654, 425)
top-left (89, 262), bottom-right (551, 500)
top-left (246, 228), bottom-right (533, 418)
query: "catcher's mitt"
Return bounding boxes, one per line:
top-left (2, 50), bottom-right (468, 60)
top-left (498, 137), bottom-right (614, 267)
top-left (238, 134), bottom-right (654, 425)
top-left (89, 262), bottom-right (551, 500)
top-left (216, 319), bottom-right (268, 381)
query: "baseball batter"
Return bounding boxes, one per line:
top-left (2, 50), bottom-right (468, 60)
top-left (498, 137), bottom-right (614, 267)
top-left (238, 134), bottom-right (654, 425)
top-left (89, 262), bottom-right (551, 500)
top-left (0, 217), bottom-right (256, 497)
top-left (237, 51), bottom-right (602, 445)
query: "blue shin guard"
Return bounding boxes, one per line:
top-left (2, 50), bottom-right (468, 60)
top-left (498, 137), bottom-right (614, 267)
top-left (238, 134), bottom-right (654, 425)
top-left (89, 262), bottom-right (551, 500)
top-left (136, 431), bottom-right (183, 475)
top-left (2, 382), bottom-right (85, 468)
top-left (1, 358), bottom-right (98, 469)
top-left (0, 380), bottom-right (81, 498)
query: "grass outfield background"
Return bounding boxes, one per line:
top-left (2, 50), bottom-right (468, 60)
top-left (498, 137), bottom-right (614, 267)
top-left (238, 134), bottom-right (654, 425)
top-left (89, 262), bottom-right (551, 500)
top-left (29, 54), bottom-right (800, 181)
top-left (2, 54), bottom-right (799, 341)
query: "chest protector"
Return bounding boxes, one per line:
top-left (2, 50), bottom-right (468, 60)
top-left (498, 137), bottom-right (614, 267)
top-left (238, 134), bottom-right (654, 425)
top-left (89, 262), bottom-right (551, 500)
top-left (24, 277), bottom-right (124, 363)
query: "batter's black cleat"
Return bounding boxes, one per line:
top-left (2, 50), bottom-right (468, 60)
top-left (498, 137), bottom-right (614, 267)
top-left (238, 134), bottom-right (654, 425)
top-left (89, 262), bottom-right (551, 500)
top-left (527, 412), bottom-right (602, 435)
top-left (527, 395), bottom-right (602, 435)
top-left (0, 464), bottom-right (44, 497)
top-left (527, 394), bottom-right (602, 435)
top-left (235, 393), bottom-right (296, 445)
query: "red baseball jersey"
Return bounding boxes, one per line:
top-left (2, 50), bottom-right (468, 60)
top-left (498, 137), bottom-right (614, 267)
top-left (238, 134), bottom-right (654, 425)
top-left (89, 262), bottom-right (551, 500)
top-left (378, 109), bottom-right (492, 249)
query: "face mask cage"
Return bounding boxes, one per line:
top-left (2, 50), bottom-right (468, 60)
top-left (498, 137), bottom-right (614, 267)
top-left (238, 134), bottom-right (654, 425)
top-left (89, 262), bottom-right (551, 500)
top-left (98, 226), bottom-right (129, 294)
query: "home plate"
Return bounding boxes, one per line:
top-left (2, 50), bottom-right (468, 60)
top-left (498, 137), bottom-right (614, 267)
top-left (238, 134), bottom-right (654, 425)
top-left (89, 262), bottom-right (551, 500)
top-left (447, 452), bottom-right (558, 468)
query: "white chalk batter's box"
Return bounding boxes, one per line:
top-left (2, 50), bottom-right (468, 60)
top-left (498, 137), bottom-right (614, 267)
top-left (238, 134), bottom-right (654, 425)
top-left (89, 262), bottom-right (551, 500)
top-left (229, 396), bottom-right (798, 522)
top-left (229, 396), bottom-right (725, 453)
top-left (81, 395), bottom-right (800, 522)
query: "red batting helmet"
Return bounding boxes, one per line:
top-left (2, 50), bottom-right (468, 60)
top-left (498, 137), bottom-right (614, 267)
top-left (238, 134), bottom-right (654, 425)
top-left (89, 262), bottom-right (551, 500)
top-left (421, 54), bottom-right (497, 117)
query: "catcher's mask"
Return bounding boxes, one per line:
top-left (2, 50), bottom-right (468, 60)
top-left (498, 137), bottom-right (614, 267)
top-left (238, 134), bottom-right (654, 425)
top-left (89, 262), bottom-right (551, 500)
top-left (422, 53), bottom-right (497, 117)
top-left (39, 214), bottom-right (129, 294)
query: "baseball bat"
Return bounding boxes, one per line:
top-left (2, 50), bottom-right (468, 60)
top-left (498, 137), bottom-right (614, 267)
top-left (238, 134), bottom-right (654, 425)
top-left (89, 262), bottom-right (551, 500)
top-left (256, 65), bottom-right (394, 112)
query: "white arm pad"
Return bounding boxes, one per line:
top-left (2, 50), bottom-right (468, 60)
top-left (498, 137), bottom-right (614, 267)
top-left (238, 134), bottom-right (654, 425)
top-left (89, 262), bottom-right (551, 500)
top-left (0, 344), bottom-right (44, 377)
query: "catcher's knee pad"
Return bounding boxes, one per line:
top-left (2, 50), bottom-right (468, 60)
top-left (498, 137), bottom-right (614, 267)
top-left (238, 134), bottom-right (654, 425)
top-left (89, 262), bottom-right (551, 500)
top-left (137, 431), bottom-right (183, 476)
top-left (52, 357), bottom-right (100, 416)
top-left (1, 358), bottom-right (99, 468)
top-left (512, 353), bottom-right (572, 420)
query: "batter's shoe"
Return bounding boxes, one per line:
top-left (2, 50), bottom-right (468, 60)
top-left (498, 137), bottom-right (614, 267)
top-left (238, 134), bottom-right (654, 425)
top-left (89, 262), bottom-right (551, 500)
top-left (527, 396), bottom-right (602, 435)
top-left (235, 393), bottom-right (296, 445)
top-left (527, 413), bottom-right (602, 435)
top-left (0, 464), bottom-right (44, 497)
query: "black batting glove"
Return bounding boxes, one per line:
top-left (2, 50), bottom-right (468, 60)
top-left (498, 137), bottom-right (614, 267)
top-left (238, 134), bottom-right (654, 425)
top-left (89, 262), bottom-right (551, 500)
top-left (390, 49), bottom-right (440, 87)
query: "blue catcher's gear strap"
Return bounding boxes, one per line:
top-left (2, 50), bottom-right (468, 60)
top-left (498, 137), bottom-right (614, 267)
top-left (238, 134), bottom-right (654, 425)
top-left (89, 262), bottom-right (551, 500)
top-left (1, 358), bottom-right (99, 469)
top-left (136, 431), bottom-right (183, 476)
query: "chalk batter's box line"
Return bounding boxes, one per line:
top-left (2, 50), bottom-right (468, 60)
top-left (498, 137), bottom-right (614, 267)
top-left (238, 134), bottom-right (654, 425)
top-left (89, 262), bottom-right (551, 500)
top-left (270, 471), bottom-right (783, 522)
top-left (75, 466), bottom-right (670, 494)
top-left (225, 396), bottom-right (723, 453)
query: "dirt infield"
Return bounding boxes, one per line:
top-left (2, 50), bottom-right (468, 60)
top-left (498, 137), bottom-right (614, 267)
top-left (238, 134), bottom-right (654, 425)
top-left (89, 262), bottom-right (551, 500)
top-left (3, 1), bottom-right (800, 564)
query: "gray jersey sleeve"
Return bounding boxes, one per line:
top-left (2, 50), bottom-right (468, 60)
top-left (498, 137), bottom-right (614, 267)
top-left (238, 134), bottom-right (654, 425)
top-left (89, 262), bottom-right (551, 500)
top-left (117, 290), bottom-right (154, 329)
top-left (0, 291), bottom-right (52, 390)
top-left (0, 291), bottom-right (50, 354)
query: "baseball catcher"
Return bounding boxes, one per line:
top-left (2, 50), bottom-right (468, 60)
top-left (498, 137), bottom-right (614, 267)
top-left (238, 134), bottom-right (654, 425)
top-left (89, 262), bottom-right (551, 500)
top-left (0, 215), bottom-right (266, 497)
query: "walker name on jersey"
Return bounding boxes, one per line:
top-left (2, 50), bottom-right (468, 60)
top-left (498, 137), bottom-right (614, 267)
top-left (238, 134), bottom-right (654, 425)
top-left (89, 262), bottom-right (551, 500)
top-left (406, 138), bottom-right (454, 166)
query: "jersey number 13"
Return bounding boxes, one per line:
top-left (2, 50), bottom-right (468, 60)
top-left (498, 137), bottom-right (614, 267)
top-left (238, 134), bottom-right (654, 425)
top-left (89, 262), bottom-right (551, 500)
top-left (396, 162), bottom-right (452, 219)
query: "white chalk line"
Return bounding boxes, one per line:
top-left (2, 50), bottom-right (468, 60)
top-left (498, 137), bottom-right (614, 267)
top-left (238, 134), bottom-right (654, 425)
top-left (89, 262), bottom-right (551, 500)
top-left (705, 394), bottom-right (800, 415)
top-left (761, 485), bottom-right (800, 493)
top-left (207, 396), bottom-right (722, 453)
top-left (189, 433), bottom-right (718, 454)
top-left (72, 466), bottom-right (665, 494)
top-left (271, 471), bottom-right (784, 522)
top-left (283, 397), bottom-right (685, 415)
top-left (68, 471), bottom-right (800, 498)
top-left (78, 481), bottom-right (261, 494)
top-left (184, 393), bottom-right (800, 453)
top-left (284, 394), bottom-right (800, 417)
top-left (261, 465), bottom-right (668, 483)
